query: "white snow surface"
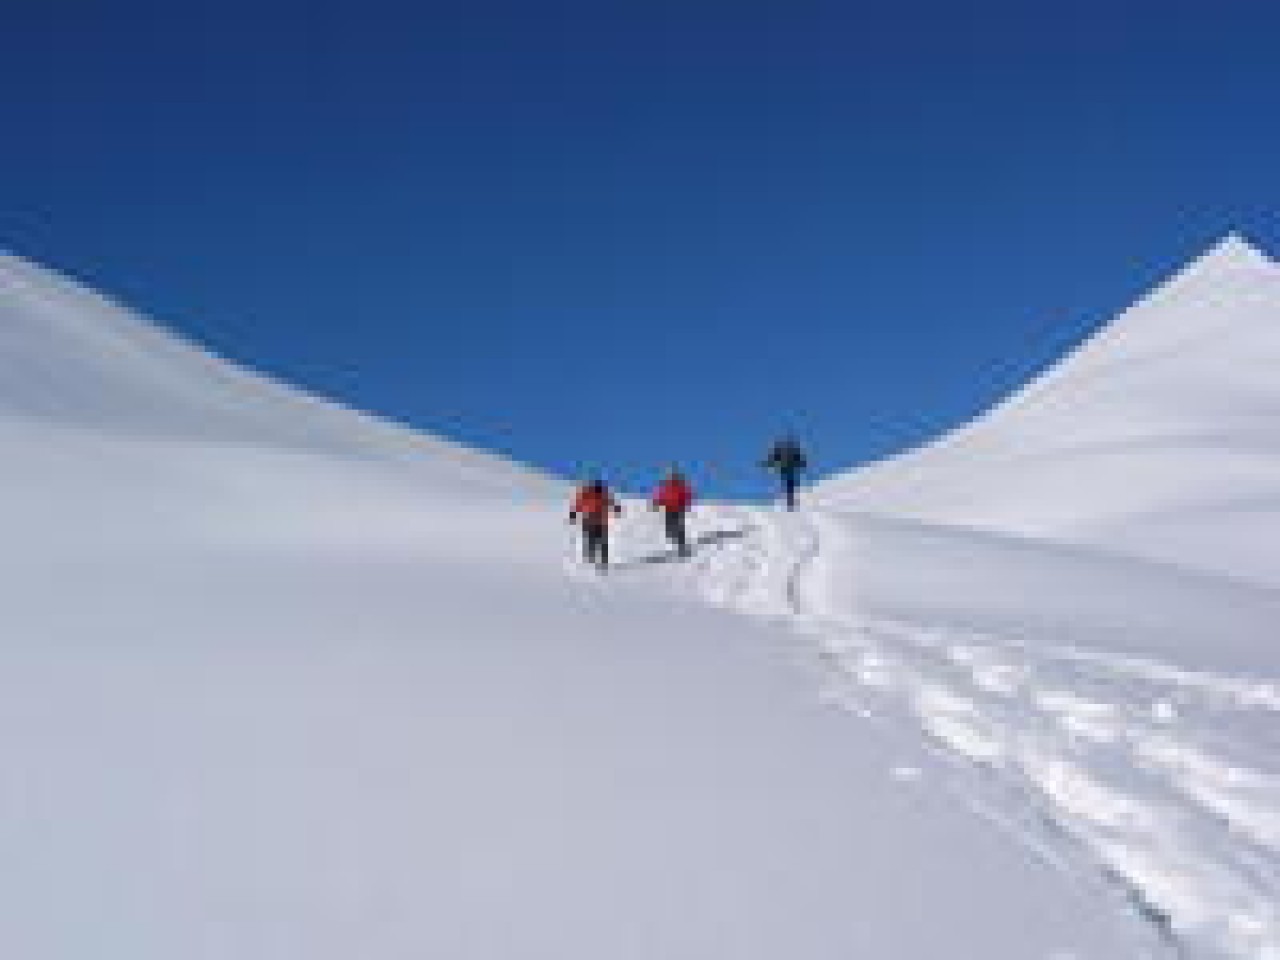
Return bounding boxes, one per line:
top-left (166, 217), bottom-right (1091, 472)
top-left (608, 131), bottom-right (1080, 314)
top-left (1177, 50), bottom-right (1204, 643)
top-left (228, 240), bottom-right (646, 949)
top-left (819, 235), bottom-right (1280, 590)
top-left (0, 252), bottom-right (549, 501)
top-left (2, 243), bottom-right (1278, 960)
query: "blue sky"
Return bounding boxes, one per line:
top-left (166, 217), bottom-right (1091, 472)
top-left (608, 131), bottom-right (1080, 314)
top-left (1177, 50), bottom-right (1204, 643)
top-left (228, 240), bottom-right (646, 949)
top-left (3, 0), bottom-right (1278, 497)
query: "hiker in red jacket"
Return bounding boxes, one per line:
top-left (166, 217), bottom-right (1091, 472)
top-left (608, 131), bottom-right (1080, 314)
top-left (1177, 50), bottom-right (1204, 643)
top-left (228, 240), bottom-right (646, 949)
top-left (651, 468), bottom-right (694, 558)
top-left (569, 480), bottom-right (622, 570)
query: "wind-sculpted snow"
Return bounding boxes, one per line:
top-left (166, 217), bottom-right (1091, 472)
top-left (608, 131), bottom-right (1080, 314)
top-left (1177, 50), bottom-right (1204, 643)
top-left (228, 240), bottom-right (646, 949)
top-left (819, 235), bottom-right (1280, 588)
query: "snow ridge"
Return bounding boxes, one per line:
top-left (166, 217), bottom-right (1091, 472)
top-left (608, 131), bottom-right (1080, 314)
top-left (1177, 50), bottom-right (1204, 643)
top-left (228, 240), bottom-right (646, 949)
top-left (818, 235), bottom-right (1280, 588)
top-left (0, 252), bottom-right (554, 500)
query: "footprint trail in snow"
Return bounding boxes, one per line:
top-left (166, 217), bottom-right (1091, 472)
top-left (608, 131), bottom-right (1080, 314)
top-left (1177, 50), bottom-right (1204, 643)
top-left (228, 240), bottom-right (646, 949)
top-left (620, 505), bottom-right (1280, 960)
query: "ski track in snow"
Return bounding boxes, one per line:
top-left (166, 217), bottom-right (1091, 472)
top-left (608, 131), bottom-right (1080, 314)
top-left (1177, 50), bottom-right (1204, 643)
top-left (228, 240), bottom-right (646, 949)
top-left (623, 505), bottom-right (1280, 960)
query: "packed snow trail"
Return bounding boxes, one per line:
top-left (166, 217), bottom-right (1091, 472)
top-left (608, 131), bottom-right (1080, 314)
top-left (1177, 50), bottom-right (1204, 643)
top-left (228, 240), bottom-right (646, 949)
top-left (610, 504), bottom-right (1280, 960)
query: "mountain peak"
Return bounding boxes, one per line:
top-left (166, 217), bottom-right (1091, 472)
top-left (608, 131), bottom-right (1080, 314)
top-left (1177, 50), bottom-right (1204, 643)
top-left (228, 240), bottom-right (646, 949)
top-left (1184, 233), bottom-right (1273, 274)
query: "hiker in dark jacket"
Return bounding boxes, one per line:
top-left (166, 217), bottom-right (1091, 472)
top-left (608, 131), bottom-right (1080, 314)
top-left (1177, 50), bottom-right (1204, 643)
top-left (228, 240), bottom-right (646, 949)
top-left (762, 437), bottom-right (807, 511)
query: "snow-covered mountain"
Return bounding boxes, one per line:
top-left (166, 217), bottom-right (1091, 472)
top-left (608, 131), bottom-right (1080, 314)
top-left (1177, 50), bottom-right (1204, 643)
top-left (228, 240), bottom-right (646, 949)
top-left (0, 252), bottom-right (550, 501)
top-left (1, 243), bottom-right (1276, 960)
top-left (819, 235), bottom-right (1280, 588)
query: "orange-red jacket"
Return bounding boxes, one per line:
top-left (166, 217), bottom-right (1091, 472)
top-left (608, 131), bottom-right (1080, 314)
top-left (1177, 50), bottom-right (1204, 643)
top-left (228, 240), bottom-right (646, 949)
top-left (571, 486), bottom-right (619, 524)
top-left (653, 476), bottom-right (693, 513)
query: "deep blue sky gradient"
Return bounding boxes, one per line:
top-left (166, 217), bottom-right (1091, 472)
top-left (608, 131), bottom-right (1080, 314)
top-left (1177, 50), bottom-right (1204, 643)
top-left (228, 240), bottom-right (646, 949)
top-left (3, 0), bottom-right (1279, 496)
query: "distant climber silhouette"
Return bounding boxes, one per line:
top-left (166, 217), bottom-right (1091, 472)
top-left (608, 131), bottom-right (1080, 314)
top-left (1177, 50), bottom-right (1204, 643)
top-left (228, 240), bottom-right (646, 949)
top-left (762, 436), bottom-right (808, 511)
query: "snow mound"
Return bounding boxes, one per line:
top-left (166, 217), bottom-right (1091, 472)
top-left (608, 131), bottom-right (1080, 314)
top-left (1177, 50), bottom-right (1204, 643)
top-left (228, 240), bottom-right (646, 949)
top-left (818, 235), bottom-right (1280, 587)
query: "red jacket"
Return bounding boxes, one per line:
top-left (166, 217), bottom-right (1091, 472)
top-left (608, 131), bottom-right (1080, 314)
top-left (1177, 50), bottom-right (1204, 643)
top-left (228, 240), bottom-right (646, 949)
top-left (653, 475), bottom-right (693, 513)
top-left (572, 486), bottom-right (619, 524)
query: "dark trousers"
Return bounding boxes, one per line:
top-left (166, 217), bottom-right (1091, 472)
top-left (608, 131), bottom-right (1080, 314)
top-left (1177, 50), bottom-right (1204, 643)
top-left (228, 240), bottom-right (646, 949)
top-left (782, 469), bottom-right (799, 510)
top-left (582, 520), bottom-right (609, 568)
top-left (662, 509), bottom-right (690, 556)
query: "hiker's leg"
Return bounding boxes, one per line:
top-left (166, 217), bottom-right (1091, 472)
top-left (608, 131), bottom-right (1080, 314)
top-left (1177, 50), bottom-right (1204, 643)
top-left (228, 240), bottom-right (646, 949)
top-left (668, 510), bottom-right (689, 555)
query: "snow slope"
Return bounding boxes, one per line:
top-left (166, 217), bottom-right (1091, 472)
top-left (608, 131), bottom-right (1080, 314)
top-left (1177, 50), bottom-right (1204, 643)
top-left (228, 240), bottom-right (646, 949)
top-left (0, 253), bottom-right (1142, 959)
top-left (0, 252), bottom-right (550, 502)
top-left (818, 235), bottom-right (1280, 588)
top-left (624, 503), bottom-right (1280, 960)
top-left (5, 240), bottom-right (1279, 960)
top-left (708, 234), bottom-right (1280, 958)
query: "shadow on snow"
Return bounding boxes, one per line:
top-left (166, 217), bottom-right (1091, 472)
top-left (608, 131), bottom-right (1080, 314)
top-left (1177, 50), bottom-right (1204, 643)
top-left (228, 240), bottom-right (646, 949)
top-left (613, 526), bottom-right (755, 571)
